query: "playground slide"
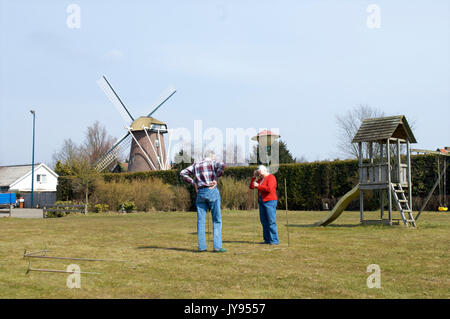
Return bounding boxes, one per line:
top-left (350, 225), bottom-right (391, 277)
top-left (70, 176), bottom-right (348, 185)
top-left (315, 184), bottom-right (360, 226)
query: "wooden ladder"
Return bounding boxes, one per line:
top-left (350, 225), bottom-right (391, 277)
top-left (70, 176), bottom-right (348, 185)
top-left (391, 183), bottom-right (416, 227)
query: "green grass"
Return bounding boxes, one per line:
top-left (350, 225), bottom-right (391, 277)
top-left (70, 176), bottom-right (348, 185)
top-left (0, 210), bottom-right (448, 298)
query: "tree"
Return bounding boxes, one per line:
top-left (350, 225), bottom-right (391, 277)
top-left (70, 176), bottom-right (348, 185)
top-left (295, 155), bottom-right (308, 163)
top-left (52, 122), bottom-right (114, 212)
top-left (54, 160), bottom-right (75, 176)
top-left (277, 140), bottom-right (296, 164)
top-left (52, 121), bottom-right (115, 172)
top-left (248, 139), bottom-right (296, 165)
top-left (335, 105), bottom-right (385, 159)
top-left (52, 138), bottom-right (83, 168)
top-left (70, 157), bottom-right (99, 215)
top-left (83, 121), bottom-right (115, 165)
top-left (171, 149), bottom-right (194, 170)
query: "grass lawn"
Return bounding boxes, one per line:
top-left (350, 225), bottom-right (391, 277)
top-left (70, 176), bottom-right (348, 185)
top-left (0, 210), bottom-right (448, 298)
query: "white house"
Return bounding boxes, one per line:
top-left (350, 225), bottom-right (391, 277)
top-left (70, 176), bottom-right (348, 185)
top-left (0, 163), bottom-right (58, 193)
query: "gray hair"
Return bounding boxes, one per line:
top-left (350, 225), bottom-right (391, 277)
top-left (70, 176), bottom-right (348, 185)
top-left (257, 165), bottom-right (268, 175)
top-left (203, 149), bottom-right (216, 160)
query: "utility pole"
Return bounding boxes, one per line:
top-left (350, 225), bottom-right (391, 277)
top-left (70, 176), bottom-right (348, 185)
top-left (30, 110), bottom-right (36, 208)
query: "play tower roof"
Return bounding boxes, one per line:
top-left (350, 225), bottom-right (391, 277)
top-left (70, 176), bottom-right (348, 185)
top-left (352, 115), bottom-right (417, 143)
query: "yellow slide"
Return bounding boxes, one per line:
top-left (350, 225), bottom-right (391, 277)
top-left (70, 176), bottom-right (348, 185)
top-left (315, 184), bottom-right (360, 226)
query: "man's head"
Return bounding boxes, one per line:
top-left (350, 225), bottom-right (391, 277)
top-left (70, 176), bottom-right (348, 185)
top-left (203, 149), bottom-right (216, 161)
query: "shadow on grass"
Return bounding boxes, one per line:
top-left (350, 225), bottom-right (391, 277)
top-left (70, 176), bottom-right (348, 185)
top-left (223, 240), bottom-right (259, 244)
top-left (287, 224), bottom-right (360, 228)
top-left (137, 245), bottom-right (198, 253)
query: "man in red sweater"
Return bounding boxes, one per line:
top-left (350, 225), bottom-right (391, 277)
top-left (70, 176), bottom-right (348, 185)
top-left (249, 165), bottom-right (279, 245)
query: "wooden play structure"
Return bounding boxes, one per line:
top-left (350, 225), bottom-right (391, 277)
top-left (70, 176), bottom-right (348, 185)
top-left (316, 115), bottom-right (419, 227)
top-left (352, 115), bottom-right (417, 226)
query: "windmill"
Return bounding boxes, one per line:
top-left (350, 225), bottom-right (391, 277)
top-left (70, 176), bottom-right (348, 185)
top-left (94, 75), bottom-right (176, 172)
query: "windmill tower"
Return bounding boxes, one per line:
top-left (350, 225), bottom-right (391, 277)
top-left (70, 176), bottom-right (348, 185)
top-left (128, 116), bottom-right (168, 171)
top-left (95, 76), bottom-right (176, 172)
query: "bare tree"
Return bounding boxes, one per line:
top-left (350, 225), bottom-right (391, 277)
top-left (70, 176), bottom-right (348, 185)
top-left (82, 121), bottom-right (115, 165)
top-left (52, 138), bottom-right (85, 167)
top-left (336, 105), bottom-right (385, 159)
top-left (295, 155), bottom-right (308, 163)
top-left (52, 121), bottom-right (115, 176)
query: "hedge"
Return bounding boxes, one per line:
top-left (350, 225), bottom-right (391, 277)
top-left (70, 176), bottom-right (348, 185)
top-left (57, 155), bottom-right (449, 211)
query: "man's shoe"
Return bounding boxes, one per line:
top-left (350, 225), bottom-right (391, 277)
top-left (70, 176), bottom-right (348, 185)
top-left (198, 249), bottom-right (207, 252)
top-left (213, 248), bottom-right (227, 253)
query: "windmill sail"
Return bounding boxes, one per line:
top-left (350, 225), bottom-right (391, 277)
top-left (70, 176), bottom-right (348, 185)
top-left (97, 76), bottom-right (135, 123)
top-left (95, 132), bottom-right (132, 172)
top-left (147, 86), bottom-right (176, 117)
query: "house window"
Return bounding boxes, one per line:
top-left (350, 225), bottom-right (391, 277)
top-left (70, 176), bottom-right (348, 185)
top-left (37, 174), bottom-right (47, 183)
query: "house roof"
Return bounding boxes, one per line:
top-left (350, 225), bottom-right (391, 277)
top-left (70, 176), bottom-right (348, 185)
top-left (0, 164), bottom-right (35, 186)
top-left (352, 115), bottom-right (417, 143)
top-left (0, 163), bottom-right (58, 187)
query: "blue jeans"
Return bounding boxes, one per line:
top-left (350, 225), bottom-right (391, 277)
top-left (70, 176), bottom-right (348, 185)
top-left (196, 187), bottom-right (222, 251)
top-left (258, 197), bottom-right (279, 245)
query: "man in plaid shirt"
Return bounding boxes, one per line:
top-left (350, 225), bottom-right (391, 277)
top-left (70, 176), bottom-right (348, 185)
top-left (180, 150), bottom-right (226, 253)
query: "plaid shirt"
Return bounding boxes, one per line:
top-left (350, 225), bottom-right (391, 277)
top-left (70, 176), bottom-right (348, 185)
top-left (180, 159), bottom-right (225, 188)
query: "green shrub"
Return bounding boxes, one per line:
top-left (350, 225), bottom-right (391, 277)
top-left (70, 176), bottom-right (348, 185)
top-left (46, 200), bottom-right (74, 218)
top-left (93, 203), bottom-right (109, 213)
top-left (119, 201), bottom-right (137, 213)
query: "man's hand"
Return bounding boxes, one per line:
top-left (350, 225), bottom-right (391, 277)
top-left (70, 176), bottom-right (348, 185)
top-left (253, 170), bottom-right (259, 178)
top-left (253, 181), bottom-right (259, 188)
top-left (194, 184), bottom-right (198, 193)
top-left (208, 180), bottom-right (218, 189)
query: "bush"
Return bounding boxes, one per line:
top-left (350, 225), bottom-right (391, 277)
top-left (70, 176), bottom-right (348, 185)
top-left (90, 178), bottom-right (191, 212)
top-left (119, 201), bottom-right (136, 213)
top-left (170, 185), bottom-right (191, 211)
top-left (93, 203), bottom-right (109, 213)
top-left (218, 176), bottom-right (254, 210)
top-left (46, 200), bottom-right (75, 218)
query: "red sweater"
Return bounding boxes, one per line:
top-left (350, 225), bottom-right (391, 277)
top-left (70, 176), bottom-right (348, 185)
top-left (249, 174), bottom-right (277, 202)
